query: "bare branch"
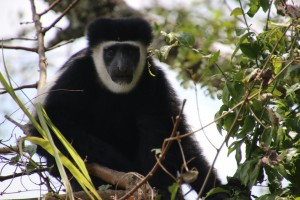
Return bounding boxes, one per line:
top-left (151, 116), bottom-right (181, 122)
top-left (46, 189), bottom-right (128, 200)
top-left (4, 115), bottom-right (31, 136)
top-left (46, 39), bottom-right (75, 51)
top-left (0, 145), bottom-right (19, 154)
top-left (0, 83), bottom-right (37, 95)
top-left (42, 0), bottom-right (80, 34)
top-left (87, 163), bottom-right (129, 189)
top-left (0, 37), bottom-right (37, 42)
top-left (29, 0), bottom-right (47, 91)
top-left (86, 163), bottom-right (153, 194)
top-left (0, 168), bottom-right (48, 182)
top-left (39, 0), bottom-right (63, 16)
top-left (0, 45), bottom-right (37, 52)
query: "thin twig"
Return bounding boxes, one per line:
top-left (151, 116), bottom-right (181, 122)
top-left (197, 89), bottom-right (250, 198)
top-left (39, 0), bottom-right (62, 16)
top-left (0, 145), bottom-right (19, 154)
top-left (42, 0), bottom-right (80, 34)
top-left (0, 168), bottom-right (48, 182)
top-left (194, 83), bottom-right (217, 150)
top-left (46, 39), bottom-right (75, 51)
top-left (265, 0), bottom-right (273, 30)
top-left (0, 45), bottom-right (37, 52)
top-left (4, 115), bottom-right (31, 136)
top-left (238, 0), bottom-right (250, 31)
top-left (0, 83), bottom-right (37, 95)
top-left (0, 37), bottom-right (37, 42)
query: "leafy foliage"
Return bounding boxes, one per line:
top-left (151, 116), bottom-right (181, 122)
top-left (150, 3), bottom-right (238, 96)
top-left (154, 0), bottom-right (300, 199)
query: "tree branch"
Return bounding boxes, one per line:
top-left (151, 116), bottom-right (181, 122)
top-left (3, 115), bottom-right (31, 136)
top-left (0, 37), bottom-right (37, 42)
top-left (29, 0), bottom-right (47, 91)
top-left (0, 83), bottom-right (37, 95)
top-left (46, 39), bottom-right (74, 51)
top-left (39, 0), bottom-right (63, 16)
top-left (0, 145), bottom-right (19, 154)
top-left (42, 0), bottom-right (80, 34)
top-left (0, 45), bottom-right (37, 52)
top-left (0, 168), bottom-right (48, 182)
top-left (46, 189), bottom-right (128, 200)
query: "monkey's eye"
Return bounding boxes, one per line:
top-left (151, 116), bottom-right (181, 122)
top-left (128, 49), bottom-right (136, 57)
top-left (104, 48), bottom-right (115, 59)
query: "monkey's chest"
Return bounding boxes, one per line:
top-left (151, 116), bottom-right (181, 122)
top-left (87, 104), bottom-right (139, 152)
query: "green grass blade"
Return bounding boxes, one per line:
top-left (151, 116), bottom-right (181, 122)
top-left (26, 136), bottom-right (101, 199)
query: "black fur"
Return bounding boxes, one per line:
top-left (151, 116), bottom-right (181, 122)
top-left (31, 18), bottom-right (221, 199)
top-left (87, 18), bottom-right (152, 47)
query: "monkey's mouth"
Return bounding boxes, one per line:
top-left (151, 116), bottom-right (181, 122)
top-left (111, 75), bottom-right (133, 84)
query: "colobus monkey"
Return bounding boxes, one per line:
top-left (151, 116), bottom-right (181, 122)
top-left (30, 18), bottom-right (221, 199)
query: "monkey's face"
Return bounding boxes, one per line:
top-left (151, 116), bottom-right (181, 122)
top-left (103, 44), bottom-right (140, 84)
top-left (92, 41), bottom-right (146, 93)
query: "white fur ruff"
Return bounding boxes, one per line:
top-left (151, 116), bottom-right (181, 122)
top-left (92, 41), bottom-right (146, 93)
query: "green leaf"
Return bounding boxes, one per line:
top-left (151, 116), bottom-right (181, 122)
top-left (276, 126), bottom-right (285, 147)
top-left (231, 32), bottom-right (254, 60)
top-left (240, 41), bottom-right (262, 58)
top-left (235, 27), bottom-right (248, 36)
top-left (234, 158), bottom-right (261, 188)
top-left (222, 84), bottom-right (230, 105)
top-left (286, 83), bottom-right (300, 95)
top-left (231, 7), bottom-right (243, 16)
top-left (23, 145), bottom-right (37, 157)
top-left (152, 148), bottom-right (162, 155)
top-left (237, 115), bottom-right (255, 138)
top-left (251, 99), bottom-right (263, 111)
top-left (215, 105), bottom-right (228, 134)
top-left (161, 31), bottom-right (176, 43)
top-left (147, 62), bottom-right (156, 77)
top-left (264, 165), bottom-right (282, 193)
top-left (24, 104), bottom-right (102, 199)
top-left (226, 81), bottom-right (244, 102)
top-left (224, 113), bottom-right (236, 132)
top-left (36, 104), bottom-right (74, 199)
top-left (175, 32), bottom-right (195, 47)
top-left (41, 106), bottom-right (90, 178)
top-left (168, 183), bottom-right (179, 200)
top-left (10, 155), bottom-right (20, 164)
top-left (98, 184), bottom-right (111, 190)
top-left (271, 55), bottom-right (282, 74)
top-left (160, 45), bottom-right (175, 60)
top-left (247, 0), bottom-right (260, 17)
top-left (256, 194), bottom-right (277, 200)
top-left (228, 140), bottom-right (244, 164)
top-left (205, 187), bottom-right (230, 199)
top-left (260, 0), bottom-right (270, 12)
top-left (27, 136), bottom-right (101, 200)
top-left (235, 144), bottom-right (242, 164)
top-left (249, 162), bottom-right (261, 190)
top-left (203, 50), bottom-right (220, 66)
top-left (261, 127), bottom-right (272, 147)
top-left (228, 140), bottom-right (243, 156)
top-left (272, 88), bottom-right (283, 97)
